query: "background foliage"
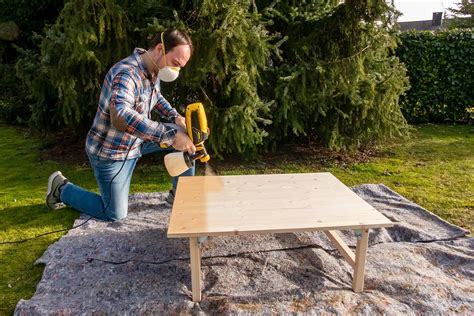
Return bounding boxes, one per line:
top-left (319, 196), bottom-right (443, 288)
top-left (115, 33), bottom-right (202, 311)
top-left (0, 0), bottom-right (63, 62)
top-left (0, 0), bottom-right (64, 126)
top-left (143, 0), bottom-right (276, 156)
top-left (447, 0), bottom-right (474, 29)
top-left (260, 0), bottom-right (409, 151)
top-left (4, 0), bottom-right (470, 155)
top-left (396, 29), bottom-right (474, 123)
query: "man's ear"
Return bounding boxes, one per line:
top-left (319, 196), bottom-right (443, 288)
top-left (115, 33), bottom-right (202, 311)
top-left (154, 43), bottom-right (164, 55)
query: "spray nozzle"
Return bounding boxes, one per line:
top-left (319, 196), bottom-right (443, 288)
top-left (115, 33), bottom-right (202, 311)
top-left (164, 147), bottom-right (210, 177)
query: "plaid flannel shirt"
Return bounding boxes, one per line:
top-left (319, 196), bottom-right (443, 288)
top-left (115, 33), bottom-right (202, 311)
top-left (86, 48), bottom-right (180, 160)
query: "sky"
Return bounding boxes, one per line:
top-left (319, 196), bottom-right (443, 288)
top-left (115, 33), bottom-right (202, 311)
top-left (394, 0), bottom-right (461, 22)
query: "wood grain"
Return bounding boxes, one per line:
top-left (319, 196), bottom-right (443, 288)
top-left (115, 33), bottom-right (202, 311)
top-left (168, 173), bottom-right (393, 238)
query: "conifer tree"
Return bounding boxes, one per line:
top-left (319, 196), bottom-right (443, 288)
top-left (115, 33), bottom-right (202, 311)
top-left (259, 0), bottom-right (409, 150)
top-left (39, 0), bottom-right (129, 130)
top-left (16, 0), bottom-right (410, 155)
top-left (160, 0), bottom-right (275, 156)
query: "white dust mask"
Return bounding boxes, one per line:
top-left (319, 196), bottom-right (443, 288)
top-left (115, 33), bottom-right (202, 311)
top-left (158, 66), bottom-right (180, 82)
top-left (157, 32), bottom-right (180, 82)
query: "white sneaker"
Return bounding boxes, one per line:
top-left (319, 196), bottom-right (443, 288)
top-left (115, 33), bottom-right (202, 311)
top-left (46, 171), bottom-right (68, 210)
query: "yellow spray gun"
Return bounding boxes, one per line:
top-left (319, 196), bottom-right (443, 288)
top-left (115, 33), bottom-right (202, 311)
top-left (164, 102), bottom-right (210, 176)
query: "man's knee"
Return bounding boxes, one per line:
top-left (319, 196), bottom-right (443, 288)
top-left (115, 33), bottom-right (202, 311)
top-left (105, 204), bottom-right (128, 221)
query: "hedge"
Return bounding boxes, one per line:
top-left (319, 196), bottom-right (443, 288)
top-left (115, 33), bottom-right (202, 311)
top-left (397, 29), bottom-right (474, 123)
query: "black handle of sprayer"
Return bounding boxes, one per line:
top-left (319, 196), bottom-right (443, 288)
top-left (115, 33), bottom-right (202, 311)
top-left (189, 146), bottom-right (207, 161)
top-left (189, 152), bottom-right (204, 161)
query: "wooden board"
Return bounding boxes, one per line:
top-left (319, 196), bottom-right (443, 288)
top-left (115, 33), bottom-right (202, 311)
top-left (167, 172), bottom-right (393, 238)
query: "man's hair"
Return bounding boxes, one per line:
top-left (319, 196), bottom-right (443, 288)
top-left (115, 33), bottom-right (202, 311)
top-left (150, 29), bottom-right (193, 55)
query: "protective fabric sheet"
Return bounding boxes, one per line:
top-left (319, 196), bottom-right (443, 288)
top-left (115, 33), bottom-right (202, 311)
top-left (15, 184), bottom-right (473, 315)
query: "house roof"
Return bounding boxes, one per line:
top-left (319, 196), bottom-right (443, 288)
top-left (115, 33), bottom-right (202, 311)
top-left (398, 20), bottom-right (442, 32)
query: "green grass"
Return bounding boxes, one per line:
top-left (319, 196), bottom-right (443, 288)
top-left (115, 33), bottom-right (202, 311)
top-left (218, 125), bottom-right (474, 232)
top-left (0, 125), bottom-right (173, 314)
top-left (0, 123), bottom-right (473, 314)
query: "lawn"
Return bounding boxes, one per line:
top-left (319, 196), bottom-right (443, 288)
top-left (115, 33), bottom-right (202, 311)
top-left (0, 123), bottom-right (473, 314)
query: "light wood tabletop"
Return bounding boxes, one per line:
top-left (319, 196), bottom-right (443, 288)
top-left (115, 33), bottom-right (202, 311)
top-left (167, 172), bottom-right (394, 302)
top-left (168, 172), bottom-right (393, 237)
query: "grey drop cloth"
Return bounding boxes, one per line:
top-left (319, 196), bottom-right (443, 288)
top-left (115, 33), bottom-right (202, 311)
top-left (15, 184), bottom-right (473, 315)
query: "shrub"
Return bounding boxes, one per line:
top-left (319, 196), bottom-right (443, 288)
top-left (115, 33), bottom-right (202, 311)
top-left (0, 63), bottom-right (30, 124)
top-left (397, 29), bottom-right (474, 123)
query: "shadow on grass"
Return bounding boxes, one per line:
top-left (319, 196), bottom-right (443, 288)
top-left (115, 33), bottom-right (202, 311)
top-left (1, 204), bottom-right (78, 232)
top-left (0, 203), bottom-right (79, 315)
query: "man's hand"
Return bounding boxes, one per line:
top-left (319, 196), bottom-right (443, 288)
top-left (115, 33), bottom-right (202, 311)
top-left (175, 116), bottom-right (186, 130)
top-left (172, 129), bottom-right (196, 154)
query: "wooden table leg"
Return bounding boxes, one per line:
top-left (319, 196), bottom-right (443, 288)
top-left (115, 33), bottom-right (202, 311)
top-left (189, 237), bottom-right (202, 302)
top-left (324, 230), bottom-right (355, 268)
top-left (352, 228), bottom-right (369, 292)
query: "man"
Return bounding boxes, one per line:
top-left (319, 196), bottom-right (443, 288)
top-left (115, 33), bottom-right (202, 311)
top-left (45, 29), bottom-right (196, 221)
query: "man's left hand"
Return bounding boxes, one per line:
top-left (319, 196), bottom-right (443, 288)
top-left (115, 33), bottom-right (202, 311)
top-left (175, 116), bottom-right (186, 129)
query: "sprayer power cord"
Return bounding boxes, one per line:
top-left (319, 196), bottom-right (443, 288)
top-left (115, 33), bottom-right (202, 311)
top-left (0, 138), bottom-right (138, 245)
top-left (2, 77), bottom-right (158, 246)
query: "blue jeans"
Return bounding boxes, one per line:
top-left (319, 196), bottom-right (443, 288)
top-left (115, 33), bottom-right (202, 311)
top-left (60, 141), bottom-right (195, 221)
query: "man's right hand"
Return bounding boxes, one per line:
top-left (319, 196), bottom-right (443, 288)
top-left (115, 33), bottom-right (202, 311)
top-left (172, 130), bottom-right (196, 154)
